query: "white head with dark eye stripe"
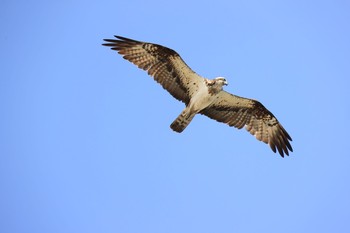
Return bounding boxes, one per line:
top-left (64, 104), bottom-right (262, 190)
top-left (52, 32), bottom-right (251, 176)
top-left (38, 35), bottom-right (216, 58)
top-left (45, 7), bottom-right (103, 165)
top-left (215, 77), bottom-right (228, 86)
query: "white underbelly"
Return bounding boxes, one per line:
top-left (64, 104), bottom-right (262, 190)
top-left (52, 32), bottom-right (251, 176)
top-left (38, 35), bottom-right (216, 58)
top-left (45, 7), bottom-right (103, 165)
top-left (188, 88), bottom-right (216, 112)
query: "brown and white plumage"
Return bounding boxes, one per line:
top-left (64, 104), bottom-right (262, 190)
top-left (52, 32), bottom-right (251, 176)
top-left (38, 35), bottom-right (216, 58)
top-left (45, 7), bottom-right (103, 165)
top-left (200, 91), bottom-right (292, 156)
top-left (103, 36), bottom-right (201, 105)
top-left (102, 36), bottom-right (293, 157)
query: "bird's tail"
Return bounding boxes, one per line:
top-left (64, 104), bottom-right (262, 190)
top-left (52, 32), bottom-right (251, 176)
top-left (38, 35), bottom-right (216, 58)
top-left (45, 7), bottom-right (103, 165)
top-left (170, 109), bottom-right (196, 133)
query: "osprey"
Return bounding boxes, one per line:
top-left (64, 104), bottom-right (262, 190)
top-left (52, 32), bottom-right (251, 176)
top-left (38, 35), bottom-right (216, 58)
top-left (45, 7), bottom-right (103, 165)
top-left (103, 36), bottom-right (293, 157)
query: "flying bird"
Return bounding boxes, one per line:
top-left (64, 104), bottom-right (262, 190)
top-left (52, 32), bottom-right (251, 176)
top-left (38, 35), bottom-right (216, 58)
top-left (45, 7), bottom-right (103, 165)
top-left (102, 36), bottom-right (293, 157)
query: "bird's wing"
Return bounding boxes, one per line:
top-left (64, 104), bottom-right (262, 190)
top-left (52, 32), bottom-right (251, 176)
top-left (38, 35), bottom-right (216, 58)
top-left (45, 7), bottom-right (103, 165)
top-left (200, 91), bottom-right (293, 157)
top-left (103, 36), bottom-right (204, 105)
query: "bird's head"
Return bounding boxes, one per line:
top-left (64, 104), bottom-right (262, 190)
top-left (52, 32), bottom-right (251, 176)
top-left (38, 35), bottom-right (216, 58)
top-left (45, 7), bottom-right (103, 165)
top-left (214, 77), bottom-right (228, 86)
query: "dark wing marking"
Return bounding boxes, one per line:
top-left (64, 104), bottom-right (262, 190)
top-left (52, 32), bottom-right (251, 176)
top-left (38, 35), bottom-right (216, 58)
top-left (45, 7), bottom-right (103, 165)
top-left (102, 36), bottom-right (203, 105)
top-left (201, 91), bottom-right (293, 157)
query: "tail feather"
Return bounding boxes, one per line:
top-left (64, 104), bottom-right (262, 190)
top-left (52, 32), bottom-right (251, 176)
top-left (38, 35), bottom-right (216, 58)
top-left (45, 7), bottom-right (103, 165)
top-left (170, 110), bottom-right (195, 133)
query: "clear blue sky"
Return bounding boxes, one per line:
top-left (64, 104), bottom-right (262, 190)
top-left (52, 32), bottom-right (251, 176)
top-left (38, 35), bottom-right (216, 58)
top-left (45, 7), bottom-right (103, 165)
top-left (1, 0), bottom-right (350, 232)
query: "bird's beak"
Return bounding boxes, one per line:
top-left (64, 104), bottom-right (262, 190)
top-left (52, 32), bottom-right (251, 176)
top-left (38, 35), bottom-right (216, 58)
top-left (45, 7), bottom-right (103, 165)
top-left (224, 81), bottom-right (228, 86)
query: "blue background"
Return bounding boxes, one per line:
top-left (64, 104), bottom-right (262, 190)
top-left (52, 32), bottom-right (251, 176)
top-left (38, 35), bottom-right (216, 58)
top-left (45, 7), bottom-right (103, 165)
top-left (1, 0), bottom-right (350, 232)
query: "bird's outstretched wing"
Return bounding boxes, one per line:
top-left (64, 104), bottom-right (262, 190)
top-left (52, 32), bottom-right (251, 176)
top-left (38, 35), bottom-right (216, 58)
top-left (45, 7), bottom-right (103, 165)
top-left (201, 91), bottom-right (293, 157)
top-left (103, 36), bottom-right (203, 105)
